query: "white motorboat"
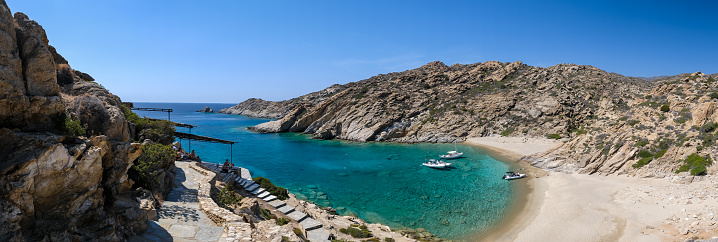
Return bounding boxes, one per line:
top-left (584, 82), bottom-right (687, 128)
top-left (440, 150), bottom-right (463, 159)
top-left (440, 141), bottom-right (463, 159)
top-left (422, 159), bottom-right (452, 168)
top-left (502, 171), bottom-right (526, 180)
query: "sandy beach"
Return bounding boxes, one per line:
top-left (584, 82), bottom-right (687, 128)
top-left (465, 136), bottom-right (718, 242)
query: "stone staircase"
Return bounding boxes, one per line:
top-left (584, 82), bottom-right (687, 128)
top-left (202, 163), bottom-right (330, 242)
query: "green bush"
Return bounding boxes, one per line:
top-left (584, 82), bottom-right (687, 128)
top-left (276, 217), bottom-right (290, 226)
top-left (709, 92), bottom-right (718, 99)
top-left (293, 228), bottom-right (304, 239)
top-left (571, 127), bottom-right (588, 135)
top-left (132, 143), bottom-right (174, 189)
top-left (700, 122), bottom-right (718, 133)
top-left (632, 157), bottom-right (653, 168)
top-left (384, 238), bottom-right (396, 242)
top-left (500, 128), bottom-right (515, 136)
top-left (122, 105), bottom-right (175, 145)
top-left (627, 120), bottom-right (640, 126)
top-left (676, 164), bottom-right (691, 173)
top-left (253, 177), bottom-right (289, 200)
top-left (546, 134), bottom-right (562, 139)
top-left (344, 226), bottom-right (372, 238)
top-left (654, 148), bottom-right (668, 158)
top-left (64, 114), bottom-right (85, 136)
top-left (660, 104), bottom-right (670, 112)
top-left (260, 208), bottom-right (274, 220)
top-left (635, 140), bottom-right (649, 147)
top-left (135, 119), bottom-right (175, 145)
top-left (675, 153), bottom-right (713, 175)
top-left (637, 150), bottom-right (653, 158)
top-left (218, 185), bottom-right (242, 209)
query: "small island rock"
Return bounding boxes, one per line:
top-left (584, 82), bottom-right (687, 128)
top-left (197, 106), bottom-right (214, 113)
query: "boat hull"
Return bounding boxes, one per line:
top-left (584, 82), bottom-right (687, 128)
top-left (502, 174), bottom-right (526, 180)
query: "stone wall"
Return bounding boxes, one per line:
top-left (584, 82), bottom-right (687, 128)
top-left (188, 162), bottom-right (253, 241)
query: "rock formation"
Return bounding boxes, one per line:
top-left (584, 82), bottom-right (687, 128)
top-left (227, 61), bottom-right (718, 177)
top-left (0, 4), bottom-right (63, 132)
top-left (526, 72), bottom-right (718, 177)
top-left (233, 61), bottom-right (649, 143)
top-left (0, 2), bottom-right (172, 240)
top-left (197, 106), bottom-right (214, 113)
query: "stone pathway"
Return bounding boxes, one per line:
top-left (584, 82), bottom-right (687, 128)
top-left (203, 163), bottom-right (330, 242)
top-left (131, 161), bottom-right (225, 242)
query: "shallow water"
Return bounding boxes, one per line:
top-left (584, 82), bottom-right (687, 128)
top-left (133, 102), bottom-right (513, 240)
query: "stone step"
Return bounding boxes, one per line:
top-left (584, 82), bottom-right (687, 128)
top-left (268, 200), bottom-right (286, 208)
top-left (300, 218), bottom-right (323, 231)
top-left (306, 228), bottom-right (331, 242)
top-left (257, 191), bottom-right (271, 198)
top-left (277, 205), bottom-right (295, 214)
top-left (251, 188), bottom-right (265, 195)
top-left (242, 180), bottom-right (255, 188)
top-left (246, 184), bottom-right (259, 192)
top-left (287, 211), bottom-right (308, 222)
top-left (262, 195), bottom-right (277, 202)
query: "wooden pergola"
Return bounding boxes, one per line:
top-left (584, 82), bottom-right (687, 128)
top-left (174, 131), bottom-right (236, 163)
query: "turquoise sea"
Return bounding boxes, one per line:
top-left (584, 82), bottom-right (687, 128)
top-left (132, 102), bottom-right (515, 240)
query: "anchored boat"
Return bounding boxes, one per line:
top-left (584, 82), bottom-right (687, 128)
top-left (502, 171), bottom-right (526, 180)
top-left (440, 141), bottom-right (463, 159)
top-left (422, 159), bottom-right (452, 169)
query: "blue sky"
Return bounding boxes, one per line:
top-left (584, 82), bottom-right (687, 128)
top-left (7, 1), bottom-right (718, 103)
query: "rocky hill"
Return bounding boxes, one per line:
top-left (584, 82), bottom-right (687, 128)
top-left (1, 2), bottom-right (172, 241)
top-left (528, 72), bottom-right (718, 178)
top-left (225, 60), bottom-right (718, 177)
top-left (229, 60), bottom-right (651, 142)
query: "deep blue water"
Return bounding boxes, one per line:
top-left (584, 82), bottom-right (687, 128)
top-left (132, 102), bottom-right (514, 240)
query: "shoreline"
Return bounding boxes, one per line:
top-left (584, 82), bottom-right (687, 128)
top-left (463, 137), bottom-right (558, 241)
top-left (464, 136), bottom-right (718, 241)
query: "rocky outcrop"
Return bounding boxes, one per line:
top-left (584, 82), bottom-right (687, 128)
top-left (61, 81), bottom-right (130, 141)
top-left (0, 3), bottom-right (171, 240)
top-left (219, 98), bottom-right (298, 119)
top-left (14, 12), bottom-right (58, 97)
top-left (219, 84), bottom-right (347, 119)
top-left (526, 72), bottom-right (718, 177)
top-left (0, 130), bottom-right (156, 241)
top-left (237, 61), bottom-right (650, 143)
top-left (0, 2), bottom-right (63, 131)
top-left (197, 106), bottom-right (214, 113)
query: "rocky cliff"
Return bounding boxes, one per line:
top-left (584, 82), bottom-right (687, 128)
top-left (233, 61), bottom-right (650, 142)
top-left (0, 2), bottom-right (171, 241)
top-left (527, 72), bottom-right (718, 178)
top-left (227, 60), bottom-right (718, 177)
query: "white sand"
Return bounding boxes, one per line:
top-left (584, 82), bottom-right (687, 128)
top-left (465, 136), bottom-right (718, 242)
top-left (466, 136), bottom-right (561, 158)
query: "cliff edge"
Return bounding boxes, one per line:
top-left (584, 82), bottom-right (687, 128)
top-left (0, 2), bottom-right (172, 241)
